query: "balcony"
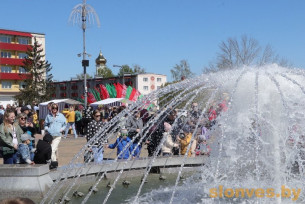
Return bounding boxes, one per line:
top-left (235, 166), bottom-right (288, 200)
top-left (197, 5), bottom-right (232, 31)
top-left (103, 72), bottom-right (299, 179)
top-left (0, 58), bottom-right (25, 66)
top-left (0, 73), bottom-right (31, 80)
top-left (0, 42), bottom-right (31, 52)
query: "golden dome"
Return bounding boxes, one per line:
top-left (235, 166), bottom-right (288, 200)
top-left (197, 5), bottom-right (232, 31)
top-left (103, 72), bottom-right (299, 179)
top-left (95, 51), bottom-right (107, 65)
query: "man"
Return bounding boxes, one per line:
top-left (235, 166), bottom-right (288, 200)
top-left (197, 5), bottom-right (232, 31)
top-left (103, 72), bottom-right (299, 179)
top-left (44, 103), bottom-right (66, 167)
top-left (126, 110), bottom-right (143, 158)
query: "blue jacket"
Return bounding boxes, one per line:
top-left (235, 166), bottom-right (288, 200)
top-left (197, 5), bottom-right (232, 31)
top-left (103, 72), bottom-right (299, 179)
top-left (16, 143), bottom-right (31, 164)
top-left (44, 112), bottom-right (66, 137)
top-left (108, 137), bottom-right (133, 159)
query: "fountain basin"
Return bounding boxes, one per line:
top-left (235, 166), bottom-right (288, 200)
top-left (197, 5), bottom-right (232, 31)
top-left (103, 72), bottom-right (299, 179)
top-left (0, 164), bottom-right (53, 201)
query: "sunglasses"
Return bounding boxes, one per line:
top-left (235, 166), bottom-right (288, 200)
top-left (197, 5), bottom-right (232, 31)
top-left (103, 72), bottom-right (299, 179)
top-left (52, 107), bottom-right (58, 110)
top-left (20, 117), bottom-right (27, 120)
top-left (95, 115), bottom-right (101, 117)
top-left (121, 133), bottom-right (128, 136)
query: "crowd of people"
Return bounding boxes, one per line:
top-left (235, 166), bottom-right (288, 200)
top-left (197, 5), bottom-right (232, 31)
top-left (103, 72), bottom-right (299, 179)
top-left (0, 95), bottom-right (228, 168)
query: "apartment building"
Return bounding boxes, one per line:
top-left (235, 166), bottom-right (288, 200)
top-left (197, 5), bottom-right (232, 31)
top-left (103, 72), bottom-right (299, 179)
top-left (0, 29), bottom-right (45, 107)
top-left (51, 52), bottom-right (167, 99)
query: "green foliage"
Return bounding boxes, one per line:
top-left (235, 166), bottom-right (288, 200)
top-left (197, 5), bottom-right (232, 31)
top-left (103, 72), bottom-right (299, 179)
top-left (96, 66), bottom-right (114, 78)
top-left (15, 37), bottom-right (54, 104)
top-left (132, 64), bottom-right (146, 74)
top-left (76, 73), bottom-right (92, 79)
top-left (117, 64), bottom-right (146, 76)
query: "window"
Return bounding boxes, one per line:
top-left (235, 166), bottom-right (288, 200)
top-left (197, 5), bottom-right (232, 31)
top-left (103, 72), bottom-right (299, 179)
top-left (143, 86), bottom-right (148, 90)
top-left (0, 35), bottom-right (11, 43)
top-left (18, 37), bottom-right (29, 45)
top-left (1, 51), bottom-right (11, 58)
top-left (2, 81), bottom-right (12, 89)
top-left (1, 66), bottom-right (12, 73)
top-left (18, 53), bottom-right (27, 59)
top-left (143, 77), bottom-right (148, 82)
top-left (19, 67), bottom-right (27, 73)
top-left (19, 82), bottom-right (26, 89)
top-left (157, 78), bottom-right (162, 82)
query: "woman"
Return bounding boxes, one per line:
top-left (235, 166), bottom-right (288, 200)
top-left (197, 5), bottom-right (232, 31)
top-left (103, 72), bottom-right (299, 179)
top-left (16, 113), bottom-right (36, 160)
top-left (86, 110), bottom-right (105, 163)
top-left (0, 109), bottom-right (23, 164)
top-left (44, 103), bottom-right (66, 164)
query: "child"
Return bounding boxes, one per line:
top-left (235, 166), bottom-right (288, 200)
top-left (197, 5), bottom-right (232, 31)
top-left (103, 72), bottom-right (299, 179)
top-left (16, 133), bottom-right (35, 164)
top-left (107, 129), bottom-right (133, 159)
top-left (177, 126), bottom-right (192, 157)
top-left (34, 133), bottom-right (53, 164)
top-left (195, 134), bottom-right (211, 156)
top-left (161, 122), bottom-right (179, 156)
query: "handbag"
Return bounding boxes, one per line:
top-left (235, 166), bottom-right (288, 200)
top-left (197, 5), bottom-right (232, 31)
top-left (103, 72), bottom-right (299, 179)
top-left (1, 146), bottom-right (15, 156)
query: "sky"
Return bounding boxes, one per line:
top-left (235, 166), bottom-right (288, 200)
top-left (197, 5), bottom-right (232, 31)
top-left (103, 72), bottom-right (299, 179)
top-left (1, 0), bottom-right (305, 82)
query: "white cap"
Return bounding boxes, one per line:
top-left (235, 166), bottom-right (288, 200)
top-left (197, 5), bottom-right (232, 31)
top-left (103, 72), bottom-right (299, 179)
top-left (21, 133), bottom-right (34, 141)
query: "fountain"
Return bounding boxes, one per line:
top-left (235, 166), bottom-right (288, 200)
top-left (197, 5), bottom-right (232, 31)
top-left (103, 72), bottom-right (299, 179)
top-left (39, 64), bottom-right (305, 203)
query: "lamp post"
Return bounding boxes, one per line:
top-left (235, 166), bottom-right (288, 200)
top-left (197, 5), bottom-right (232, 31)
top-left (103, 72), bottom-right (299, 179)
top-left (69, 0), bottom-right (100, 107)
top-left (113, 65), bottom-right (124, 85)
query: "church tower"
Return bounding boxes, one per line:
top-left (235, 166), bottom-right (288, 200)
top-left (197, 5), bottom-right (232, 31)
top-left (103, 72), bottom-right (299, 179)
top-left (95, 51), bottom-right (107, 76)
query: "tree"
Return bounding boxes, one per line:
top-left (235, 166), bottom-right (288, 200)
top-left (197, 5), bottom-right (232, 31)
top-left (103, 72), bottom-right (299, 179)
top-left (96, 66), bottom-right (114, 78)
top-left (15, 37), bottom-right (54, 104)
top-left (203, 35), bottom-right (292, 73)
top-left (170, 59), bottom-right (194, 81)
top-left (132, 64), bottom-right (146, 74)
top-left (117, 64), bottom-right (146, 76)
top-left (76, 73), bottom-right (92, 80)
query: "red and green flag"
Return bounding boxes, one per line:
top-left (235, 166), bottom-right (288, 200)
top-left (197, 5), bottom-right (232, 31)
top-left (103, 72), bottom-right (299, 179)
top-left (99, 84), bottom-right (109, 99)
top-left (125, 86), bottom-right (133, 99)
top-left (122, 84), bottom-right (127, 98)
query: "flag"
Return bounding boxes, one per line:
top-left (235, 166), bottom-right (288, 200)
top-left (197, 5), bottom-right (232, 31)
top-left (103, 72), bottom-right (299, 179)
top-left (125, 86), bottom-right (133, 99)
top-left (129, 88), bottom-right (137, 101)
top-left (87, 92), bottom-right (96, 104)
top-left (106, 84), bottom-right (113, 98)
top-left (138, 94), bottom-right (144, 100)
top-left (147, 103), bottom-right (155, 111)
top-left (115, 83), bottom-right (123, 98)
top-left (88, 89), bottom-right (97, 101)
top-left (122, 84), bottom-right (127, 98)
top-left (94, 87), bottom-right (102, 101)
top-left (97, 85), bottom-right (104, 99)
top-left (131, 90), bottom-right (141, 101)
top-left (76, 98), bottom-right (85, 103)
top-left (99, 84), bottom-right (109, 99)
top-left (111, 84), bottom-right (117, 98)
top-left (106, 84), bottom-right (112, 98)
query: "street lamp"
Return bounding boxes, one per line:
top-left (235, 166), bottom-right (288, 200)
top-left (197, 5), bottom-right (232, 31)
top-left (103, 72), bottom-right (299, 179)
top-left (69, 0), bottom-right (100, 107)
top-left (113, 65), bottom-right (124, 85)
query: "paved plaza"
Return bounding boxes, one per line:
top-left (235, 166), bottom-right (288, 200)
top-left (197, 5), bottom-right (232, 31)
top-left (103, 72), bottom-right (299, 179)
top-left (0, 134), bottom-right (148, 167)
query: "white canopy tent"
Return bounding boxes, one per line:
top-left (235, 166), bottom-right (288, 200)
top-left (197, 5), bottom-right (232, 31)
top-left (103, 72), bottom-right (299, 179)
top-left (90, 98), bottom-right (132, 109)
top-left (39, 98), bottom-right (83, 120)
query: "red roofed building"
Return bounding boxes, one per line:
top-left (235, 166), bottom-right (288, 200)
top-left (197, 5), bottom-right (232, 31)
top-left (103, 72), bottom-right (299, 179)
top-left (0, 29), bottom-right (45, 107)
